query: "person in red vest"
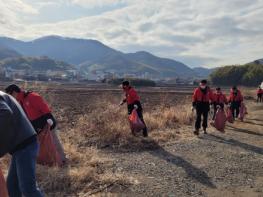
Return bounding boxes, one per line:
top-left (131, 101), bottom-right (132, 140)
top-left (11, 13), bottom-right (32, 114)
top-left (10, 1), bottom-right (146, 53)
top-left (212, 87), bottom-right (228, 120)
top-left (5, 84), bottom-right (56, 132)
top-left (256, 86), bottom-right (262, 103)
top-left (228, 86), bottom-right (243, 119)
top-left (192, 79), bottom-right (213, 135)
top-left (119, 81), bottom-right (148, 137)
top-left (5, 84), bottom-right (66, 163)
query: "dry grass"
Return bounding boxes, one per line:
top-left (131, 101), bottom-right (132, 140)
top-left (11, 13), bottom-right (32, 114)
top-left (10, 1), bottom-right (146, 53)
top-left (66, 97), bottom-right (194, 151)
top-left (1, 83), bottom-right (194, 196)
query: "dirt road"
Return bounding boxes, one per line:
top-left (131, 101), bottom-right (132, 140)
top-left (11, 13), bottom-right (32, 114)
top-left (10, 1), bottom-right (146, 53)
top-left (100, 103), bottom-right (263, 196)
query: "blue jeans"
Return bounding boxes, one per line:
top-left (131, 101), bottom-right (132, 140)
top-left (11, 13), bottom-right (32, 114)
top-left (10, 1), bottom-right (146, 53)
top-left (7, 139), bottom-right (43, 197)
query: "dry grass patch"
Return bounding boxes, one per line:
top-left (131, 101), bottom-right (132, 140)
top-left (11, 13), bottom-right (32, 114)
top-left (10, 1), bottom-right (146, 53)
top-left (67, 98), bottom-right (194, 151)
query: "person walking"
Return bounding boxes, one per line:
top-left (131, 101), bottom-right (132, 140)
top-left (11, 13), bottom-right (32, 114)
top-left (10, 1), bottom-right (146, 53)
top-left (119, 81), bottom-right (148, 137)
top-left (192, 80), bottom-right (213, 135)
top-left (212, 87), bottom-right (228, 120)
top-left (0, 91), bottom-right (43, 197)
top-left (256, 86), bottom-right (263, 103)
top-left (228, 86), bottom-right (243, 119)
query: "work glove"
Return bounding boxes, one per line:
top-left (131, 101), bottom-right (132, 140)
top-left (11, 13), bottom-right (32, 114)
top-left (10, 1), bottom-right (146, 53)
top-left (47, 119), bottom-right (54, 126)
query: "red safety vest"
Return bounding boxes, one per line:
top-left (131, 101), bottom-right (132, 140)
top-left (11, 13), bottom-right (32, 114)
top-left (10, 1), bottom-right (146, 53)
top-left (228, 90), bottom-right (243, 102)
top-left (17, 91), bottom-right (52, 121)
top-left (213, 93), bottom-right (227, 104)
top-left (192, 87), bottom-right (213, 103)
top-left (125, 87), bottom-right (140, 105)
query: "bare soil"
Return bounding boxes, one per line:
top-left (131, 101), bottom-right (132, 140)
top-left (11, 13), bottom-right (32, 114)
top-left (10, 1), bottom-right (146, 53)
top-left (96, 103), bottom-right (263, 197)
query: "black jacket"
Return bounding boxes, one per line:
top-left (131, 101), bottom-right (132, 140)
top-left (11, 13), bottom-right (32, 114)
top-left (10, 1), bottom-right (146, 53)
top-left (0, 91), bottom-right (36, 157)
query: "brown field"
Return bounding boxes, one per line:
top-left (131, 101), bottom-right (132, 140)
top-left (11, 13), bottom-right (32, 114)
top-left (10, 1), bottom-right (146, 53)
top-left (0, 83), bottom-right (262, 197)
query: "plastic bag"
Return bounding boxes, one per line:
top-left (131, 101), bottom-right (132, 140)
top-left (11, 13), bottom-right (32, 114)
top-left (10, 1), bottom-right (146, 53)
top-left (211, 108), bottom-right (227, 132)
top-left (128, 109), bottom-right (145, 133)
top-left (0, 168), bottom-right (8, 197)
top-left (226, 107), bottom-right (234, 123)
top-left (37, 125), bottom-right (63, 167)
top-left (239, 103), bottom-right (246, 121)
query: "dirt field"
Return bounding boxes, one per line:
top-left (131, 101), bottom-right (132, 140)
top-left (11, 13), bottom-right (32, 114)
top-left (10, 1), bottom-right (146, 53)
top-left (0, 83), bottom-right (262, 197)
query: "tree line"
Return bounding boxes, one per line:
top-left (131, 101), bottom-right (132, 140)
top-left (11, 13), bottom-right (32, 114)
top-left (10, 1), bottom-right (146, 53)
top-left (210, 62), bottom-right (263, 86)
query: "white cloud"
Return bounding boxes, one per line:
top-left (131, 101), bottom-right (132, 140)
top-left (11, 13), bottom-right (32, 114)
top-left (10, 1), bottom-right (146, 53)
top-left (0, 0), bottom-right (38, 36)
top-left (70, 0), bottom-right (126, 7)
top-left (0, 0), bottom-right (263, 67)
top-left (6, 0), bottom-right (38, 14)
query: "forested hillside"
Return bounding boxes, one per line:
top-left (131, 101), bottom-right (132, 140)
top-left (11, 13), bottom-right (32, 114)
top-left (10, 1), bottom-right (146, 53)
top-left (210, 62), bottom-right (263, 86)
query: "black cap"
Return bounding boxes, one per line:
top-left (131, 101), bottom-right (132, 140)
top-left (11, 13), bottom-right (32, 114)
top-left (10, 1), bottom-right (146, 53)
top-left (5, 84), bottom-right (21, 94)
top-left (122, 80), bottom-right (130, 86)
top-left (216, 87), bottom-right (221, 91)
top-left (200, 79), bottom-right (207, 84)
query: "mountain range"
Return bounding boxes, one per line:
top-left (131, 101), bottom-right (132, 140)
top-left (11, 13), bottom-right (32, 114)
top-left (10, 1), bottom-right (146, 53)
top-left (0, 45), bottom-right (21, 60)
top-left (0, 56), bottom-right (74, 71)
top-left (0, 36), bottom-right (213, 79)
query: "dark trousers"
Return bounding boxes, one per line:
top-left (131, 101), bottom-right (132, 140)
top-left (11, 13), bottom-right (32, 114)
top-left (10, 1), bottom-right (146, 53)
top-left (230, 101), bottom-right (241, 118)
top-left (257, 94), bottom-right (262, 102)
top-left (128, 101), bottom-right (148, 135)
top-left (195, 103), bottom-right (210, 130)
top-left (31, 113), bottom-right (56, 133)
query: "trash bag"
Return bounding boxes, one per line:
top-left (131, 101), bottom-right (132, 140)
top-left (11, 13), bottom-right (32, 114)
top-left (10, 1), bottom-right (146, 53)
top-left (50, 131), bottom-right (66, 163)
top-left (239, 103), bottom-right (247, 121)
top-left (211, 108), bottom-right (227, 132)
top-left (0, 168), bottom-right (8, 197)
top-left (37, 125), bottom-right (63, 167)
top-left (226, 107), bottom-right (234, 123)
top-left (128, 109), bottom-right (145, 133)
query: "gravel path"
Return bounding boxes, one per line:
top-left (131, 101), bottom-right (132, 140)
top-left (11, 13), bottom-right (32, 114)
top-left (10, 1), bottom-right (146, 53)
top-left (100, 103), bottom-right (263, 196)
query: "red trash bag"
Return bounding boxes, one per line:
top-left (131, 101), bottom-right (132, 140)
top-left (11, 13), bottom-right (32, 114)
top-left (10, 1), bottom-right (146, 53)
top-left (37, 126), bottom-right (63, 167)
top-left (211, 108), bottom-right (227, 132)
top-left (226, 107), bottom-right (234, 123)
top-left (239, 103), bottom-right (246, 121)
top-left (0, 169), bottom-right (8, 197)
top-left (128, 109), bottom-right (145, 133)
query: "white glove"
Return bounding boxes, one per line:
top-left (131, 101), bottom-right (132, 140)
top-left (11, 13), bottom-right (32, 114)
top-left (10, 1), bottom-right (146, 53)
top-left (134, 104), bottom-right (138, 109)
top-left (191, 106), bottom-right (195, 111)
top-left (47, 119), bottom-right (54, 126)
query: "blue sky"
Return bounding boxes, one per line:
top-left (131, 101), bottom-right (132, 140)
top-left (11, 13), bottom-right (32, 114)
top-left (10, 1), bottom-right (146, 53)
top-left (0, 0), bottom-right (262, 68)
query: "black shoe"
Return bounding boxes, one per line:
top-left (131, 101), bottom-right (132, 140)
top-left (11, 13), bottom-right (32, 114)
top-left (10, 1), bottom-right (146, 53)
top-left (194, 129), bottom-right (199, 135)
top-left (143, 128), bottom-right (148, 137)
top-left (203, 128), bottom-right (207, 134)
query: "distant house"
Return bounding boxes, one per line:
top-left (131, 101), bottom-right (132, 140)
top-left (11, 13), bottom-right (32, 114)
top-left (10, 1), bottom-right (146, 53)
top-left (67, 69), bottom-right (77, 77)
top-left (5, 67), bottom-right (27, 79)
